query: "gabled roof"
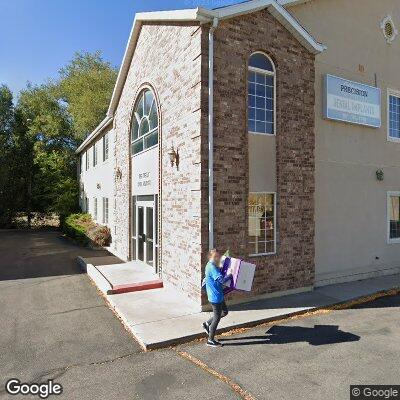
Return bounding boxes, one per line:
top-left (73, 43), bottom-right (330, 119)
top-left (76, 0), bottom-right (324, 153)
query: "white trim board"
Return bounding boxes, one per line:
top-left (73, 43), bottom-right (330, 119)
top-left (76, 0), bottom-right (325, 154)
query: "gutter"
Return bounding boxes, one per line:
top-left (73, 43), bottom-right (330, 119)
top-left (208, 17), bottom-right (218, 250)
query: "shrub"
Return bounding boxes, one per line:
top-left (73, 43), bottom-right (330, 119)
top-left (62, 213), bottom-right (111, 247)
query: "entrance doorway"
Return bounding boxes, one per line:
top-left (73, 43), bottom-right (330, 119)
top-left (132, 195), bottom-right (158, 272)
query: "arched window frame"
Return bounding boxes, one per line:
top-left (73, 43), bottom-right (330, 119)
top-left (130, 87), bottom-right (159, 156)
top-left (248, 51), bottom-right (276, 136)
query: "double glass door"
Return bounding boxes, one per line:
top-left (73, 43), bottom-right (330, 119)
top-left (132, 196), bottom-right (157, 270)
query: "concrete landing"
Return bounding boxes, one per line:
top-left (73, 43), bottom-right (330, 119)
top-left (96, 272), bottom-right (400, 350)
top-left (77, 257), bottom-right (163, 295)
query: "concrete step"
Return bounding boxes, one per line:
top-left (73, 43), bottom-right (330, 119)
top-left (77, 257), bottom-right (163, 295)
top-left (111, 279), bottom-right (163, 294)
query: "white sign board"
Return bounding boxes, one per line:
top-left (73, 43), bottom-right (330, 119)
top-left (324, 74), bottom-right (381, 128)
top-left (132, 147), bottom-right (159, 196)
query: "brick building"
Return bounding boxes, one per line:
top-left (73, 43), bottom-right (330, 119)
top-left (77, 0), bottom-right (400, 309)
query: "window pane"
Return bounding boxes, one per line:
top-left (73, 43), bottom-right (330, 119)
top-left (249, 53), bottom-right (274, 72)
top-left (139, 118), bottom-right (150, 137)
top-left (131, 117), bottom-right (139, 141)
top-left (255, 83), bottom-right (265, 97)
top-left (248, 119), bottom-right (256, 132)
top-left (248, 71), bottom-right (256, 83)
top-left (132, 140), bottom-right (144, 155)
top-left (144, 90), bottom-right (154, 116)
top-left (265, 122), bottom-right (274, 134)
top-left (389, 95), bottom-right (400, 139)
top-left (255, 73), bottom-right (265, 85)
top-left (144, 130), bottom-right (158, 149)
top-left (256, 97), bottom-right (265, 109)
top-left (248, 95), bottom-right (256, 108)
top-left (389, 195), bottom-right (400, 239)
top-left (265, 75), bottom-right (274, 86)
top-left (249, 193), bottom-right (275, 254)
top-left (248, 107), bottom-right (255, 120)
top-left (149, 105), bottom-right (158, 130)
top-left (137, 95), bottom-right (144, 119)
top-left (256, 108), bottom-right (265, 121)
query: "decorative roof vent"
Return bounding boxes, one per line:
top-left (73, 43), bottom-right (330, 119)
top-left (381, 15), bottom-right (398, 44)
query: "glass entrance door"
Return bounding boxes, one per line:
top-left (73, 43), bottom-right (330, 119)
top-left (137, 206), bottom-right (144, 262)
top-left (146, 207), bottom-right (154, 266)
top-left (134, 197), bottom-right (156, 269)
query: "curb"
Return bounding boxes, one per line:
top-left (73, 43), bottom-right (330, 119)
top-left (142, 286), bottom-right (400, 350)
top-left (78, 253), bottom-right (400, 351)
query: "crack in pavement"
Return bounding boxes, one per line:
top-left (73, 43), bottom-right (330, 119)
top-left (175, 350), bottom-right (257, 400)
top-left (49, 304), bottom-right (105, 316)
top-left (2, 351), bottom-right (141, 389)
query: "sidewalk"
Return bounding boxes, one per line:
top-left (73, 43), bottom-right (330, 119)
top-left (79, 257), bottom-right (400, 350)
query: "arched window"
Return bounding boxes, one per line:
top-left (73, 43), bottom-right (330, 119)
top-left (248, 52), bottom-right (275, 135)
top-left (131, 88), bottom-right (159, 155)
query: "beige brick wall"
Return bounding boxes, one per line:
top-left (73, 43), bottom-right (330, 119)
top-left (113, 22), bottom-right (204, 304)
top-left (206, 9), bottom-right (316, 303)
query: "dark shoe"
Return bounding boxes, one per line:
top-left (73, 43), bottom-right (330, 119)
top-left (206, 339), bottom-right (222, 347)
top-left (202, 322), bottom-right (210, 335)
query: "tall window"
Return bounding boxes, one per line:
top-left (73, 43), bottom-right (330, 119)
top-left (85, 197), bottom-right (89, 213)
top-left (248, 52), bottom-right (275, 135)
top-left (388, 90), bottom-right (400, 140)
top-left (388, 192), bottom-right (400, 243)
top-left (93, 143), bottom-right (98, 167)
top-left (85, 151), bottom-right (89, 171)
top-left (93, 197), bottom-right (97, 220)
top-left (249, 193), bottom-right (276, 255)
top-left (103, 132), bottom-right (109, 161)
top-left (131, 88), bottom-right (158, 155)
top-left (102, 197), bottom-right (109, 224)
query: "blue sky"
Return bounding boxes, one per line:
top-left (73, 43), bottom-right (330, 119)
top-left (0, 0), bottom-right (238, 97)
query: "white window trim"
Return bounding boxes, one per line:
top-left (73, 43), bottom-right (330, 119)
top-left (387, 88), bottom-right (400, 143)
top-left (93, 142), bottom-right (98, 167)
top-left (130, 87), bottom-right (159, 156)
top-left (103, 132), bottom-right (109, 162)
top-left (248, 51), bottom-right (277, 137)
top-left (249, 191), bottom-right (277, 257)
top-left (387, 191), bottom-right (400, 244)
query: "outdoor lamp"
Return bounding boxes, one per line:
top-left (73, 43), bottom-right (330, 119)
top-left (168, 145), bottom-right (179, 169)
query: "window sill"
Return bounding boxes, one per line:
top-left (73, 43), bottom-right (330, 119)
top-left (249, 252), bottom-right (276, 257)
top-left (249, 131), bottom-right (276, 137)
top-left (388, 239), bottom-right (400, 244)
top-left (387, 136), bottom-right (400, 143)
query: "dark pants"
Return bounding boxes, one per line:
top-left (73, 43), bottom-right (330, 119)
top-left (207, 301), bottom-right (228, 341)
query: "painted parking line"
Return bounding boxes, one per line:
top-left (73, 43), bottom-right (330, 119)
top-left (176, 350), bottom-right (256, 400)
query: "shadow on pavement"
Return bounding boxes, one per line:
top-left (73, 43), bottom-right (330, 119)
top-left (0, 230), bottom-right (110, 281)
top-left (220, 325), bottom-right (361, 346)
top-left (350, 294), bottom-right (400, 309)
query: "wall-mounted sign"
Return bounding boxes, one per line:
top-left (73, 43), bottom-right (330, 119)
top-left (132, 147), bottom-right (159, 196)
top-left (324, 74), bottom-right (381, 128)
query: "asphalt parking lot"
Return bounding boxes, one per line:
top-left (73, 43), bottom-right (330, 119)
top-left (0, 230), bottom-right (399, 400)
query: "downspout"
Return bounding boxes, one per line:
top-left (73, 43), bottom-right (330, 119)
top-left (208, 17), bottom-right (218, 250)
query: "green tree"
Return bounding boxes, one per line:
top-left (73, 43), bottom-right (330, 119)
top-left (0, 51), bottom-right (116, 227)
top-left (57, 51), bottom-right (117, 141)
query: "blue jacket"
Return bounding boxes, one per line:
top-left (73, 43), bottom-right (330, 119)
top-left (202, 261), bottom-right (231, 304)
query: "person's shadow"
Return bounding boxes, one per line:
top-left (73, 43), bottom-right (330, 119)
top-left (220, 325), bottom-right (360, 346)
